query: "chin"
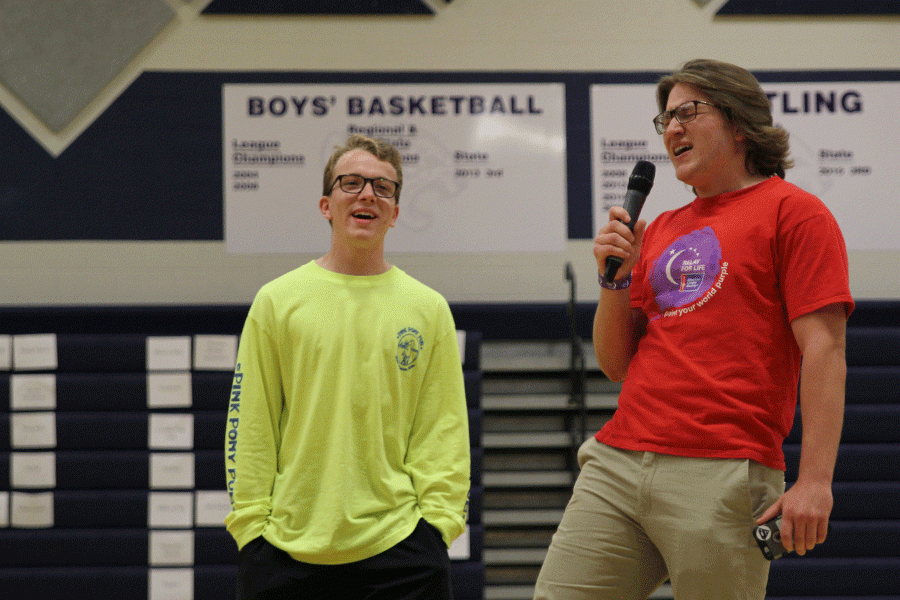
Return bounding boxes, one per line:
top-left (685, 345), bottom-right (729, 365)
top-left (673, 165), bottom-right (697, 187)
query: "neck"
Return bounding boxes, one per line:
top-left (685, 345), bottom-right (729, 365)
top-left (695, 173), bottom-right (770, 199)
top-left (316, 246), bottom-right (391, 276)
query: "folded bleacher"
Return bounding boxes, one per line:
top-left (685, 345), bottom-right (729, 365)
top-left (0, 309), bottom-right (484, 600)
top-left (770, 309), bottom-right (900, 599)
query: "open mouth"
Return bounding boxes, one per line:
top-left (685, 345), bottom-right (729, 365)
top-left (352, 212), bottom-right (376, 220)
top-left (674, 144), bottom-right (693, 157)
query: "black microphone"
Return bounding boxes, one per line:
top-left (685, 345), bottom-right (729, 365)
top-left (604, 160), bottom-right (656, 281)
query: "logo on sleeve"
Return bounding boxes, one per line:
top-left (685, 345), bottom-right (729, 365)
top-left (396, 327), bottom-right (424, 371)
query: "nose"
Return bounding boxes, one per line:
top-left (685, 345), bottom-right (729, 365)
top-left (665, 116), bottom-right (685, 135)
top-left (358, 180), bottom-right (377, 200)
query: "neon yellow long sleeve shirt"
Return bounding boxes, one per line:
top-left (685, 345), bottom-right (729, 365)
top-left (225, 261), bottom-right (470, 564)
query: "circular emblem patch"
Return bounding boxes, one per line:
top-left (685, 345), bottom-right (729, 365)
top-left (396, 327), bottom-right (424, 371)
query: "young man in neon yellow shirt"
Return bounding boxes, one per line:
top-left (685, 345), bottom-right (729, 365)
top-left (226, 134), bottom-right (470, 599)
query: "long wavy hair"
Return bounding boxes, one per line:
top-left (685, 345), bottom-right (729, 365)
top-left (657, 59), bottom-right (793, 178)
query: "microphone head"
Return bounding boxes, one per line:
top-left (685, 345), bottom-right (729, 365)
top-left (628, 160), bottom-right (655, 194)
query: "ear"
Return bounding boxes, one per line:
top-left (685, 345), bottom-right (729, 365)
top-left (388, 201), bottom-right (399, 228)
top-left (319, 195), bottom-right (332, 220)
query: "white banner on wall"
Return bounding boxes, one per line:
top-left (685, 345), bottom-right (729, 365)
top-left (591, 81), bottom-right (900, 251)
top-left (224, 83), bottom-right (567, 254)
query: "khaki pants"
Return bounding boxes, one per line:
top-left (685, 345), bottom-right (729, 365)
top-left (534, 439), bottom-right (784, 600)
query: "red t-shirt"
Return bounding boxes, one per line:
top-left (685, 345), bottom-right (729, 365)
top-left (596, 177), bottom-right (854, 470)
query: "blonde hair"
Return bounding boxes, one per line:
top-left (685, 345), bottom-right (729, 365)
top-left (322, 134), bottom-right (403, 202)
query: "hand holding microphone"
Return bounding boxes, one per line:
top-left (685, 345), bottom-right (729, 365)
top-left (600, 161), bottom-right (655, 282)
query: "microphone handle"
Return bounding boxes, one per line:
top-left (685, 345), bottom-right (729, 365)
top-left (602, 189), bottom-right (648, 282)
top-left (604, 256), bottom-right (624, 282)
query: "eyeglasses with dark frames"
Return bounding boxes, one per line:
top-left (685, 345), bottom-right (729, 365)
top-left (331, 174), bottom-right (400, 199)
top-left (652, 100), bottom-right (717, 135)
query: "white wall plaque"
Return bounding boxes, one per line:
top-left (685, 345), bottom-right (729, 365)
top-left (149, 413), bottom-right (194, 450)
top-left (150, 530), bottom-right (195, 566)
top-left (11, 412), bottom-right (56, 449)
top-left (448, 524), bottom-right (470, 560)
top-left (194, 490), bottom-right (231, 528)
top-left (150, 452), bottom-right (195, 490)
top-left (10, 451), bottom-right (56, 489)
top-left (590, 81), bottom-right (898, 251)
top-left (224, 83), bottom-right (567, 254)
top-left (0, 335), bottom-right (11, 370)
top-left (0, 492), bottom-right (9, 527)
top-left (12, 334), bottom-right (57, 371)
top-left (149, 567), bottom-right (193, 600)
top-left (10, 491), bottom-right (54, 528)
top-left (193, 335), bottom-right (238, 371)
top-left (147, 337), bottom-right (192, 371)
top-left (10, 374), bottom-right (56, 411)
top-left (149, 492), bottom-right (194, 529)
top-left (147, 373), bottom-right (193, 409)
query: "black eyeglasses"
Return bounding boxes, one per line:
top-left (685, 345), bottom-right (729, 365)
top-left (652, 100), bottom-right (717, 134)
top-left (331, 174), bottom-right (399, 199)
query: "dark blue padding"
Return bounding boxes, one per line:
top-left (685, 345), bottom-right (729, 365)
top-left (464, 370), bottom-right (482, 409)
top-left (193, 371), bottom-right (232, 410)
top-left (0, 451), bottom-right (8, 491)
top-left (461, 330), bottom-right (482, 371)
top-left (54, 490), bottom-right (149, 528)
top-left (0, 566), bottom-right (148, 599)
top-left (468, 408), bottom-right (483, 449)
top-left (784, 443), bottom-right (900, 482)
top-left (54, 450), bottom-right (221, 491)
top-left (468, 485), bottom-right (483, 525)
top-left (0, 412), bottom-right (8, 449)
top-left (847, 327), bottom-right (900, 366)
top-left (195, 449), bottom-right (226, 490)
top-left (194, 411), bottom-right (226, 450)
top-left (56, 413), bottom-right (148, 450)
top-left (786, 404), bottom-right (900, 444)
top-left (0, 305), bottom-right (249, 336)
top-left (194, 528), bottom-right (239, 564)
top-left (56, 451), bottom-right (150, 490)
top-left (459, 524), bottom-right (484, 563)
top-left (0, 375), bottom-right (9, 410)
top-left (831, 481), bottom-right (900, 520)
top-left (768, 558), bottom-right (900, 596)
top-left (53, 411), bottom-right (226, 451)
top-left (56, 373), bottom-right (149, 411)
top-left (847, 300), bottom-right (900, 328)
top-left (195, 565), bottom-right (238, 600)
top-left (55, 334), bottom-right (148, 373)
top-left (846, 366), bottom-right (900, 405)
top-left (792, 521), bottom-right (900, 559)
top-left (470, 446), bottom-right (482, 487)
top-left (450, 559), bottom-right (485, 600)
top-left (0, 528), bottom-right (236, 567)
top-left (0, 529), bottom-right (148, 566)
top-left (0, 300), bottom-right (896, 339)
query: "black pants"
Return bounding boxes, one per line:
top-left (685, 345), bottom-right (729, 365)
top-left (236, 519), bottom-right (454, 600)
